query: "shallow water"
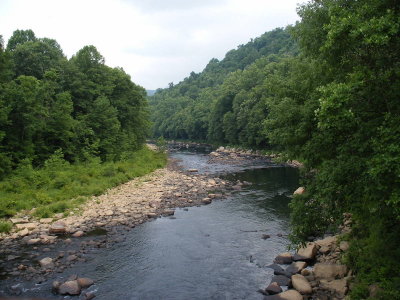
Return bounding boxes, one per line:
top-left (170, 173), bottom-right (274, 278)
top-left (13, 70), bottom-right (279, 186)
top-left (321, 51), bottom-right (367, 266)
top-left (1, 150), bottom-right (299, 299)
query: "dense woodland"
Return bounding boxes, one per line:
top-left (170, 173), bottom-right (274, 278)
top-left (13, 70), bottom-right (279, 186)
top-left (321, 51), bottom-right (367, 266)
top-left (0, 30), bottom-right (149, 179)
top-left (0, 30), bottom-right (166, 221)
top-left (150, 0), bottom-right (400, 298)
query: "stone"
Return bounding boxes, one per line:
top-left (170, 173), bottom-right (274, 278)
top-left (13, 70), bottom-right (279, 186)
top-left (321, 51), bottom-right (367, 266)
top-left (320, 278), bottom-right (348, 297)
top-left (10, 218), bottom-right (27, 224)
top-left (266, 282), bottom-right (282, 295)
top-left (84, 291), bottom-right (96, 300)
top-left (271, 275), bottom-right (291, 286)
top-left (319, 245), bottom-right (331, 254)
top-left (163, 210), bottom-right (175, 216)
top-left (262, 234), bottom-right (271, 240)
top-left (188, 169), bottom-right (198, 172)
top-left (49, 221), bottom-right (67, 235)
top-left (104, 210), bottom-right (114, 216)
top-left (274, 252), bottom-right (293, 264)
top-left (314, 263), bottom-right (348, 280)
top-left (294, 242), bottom-right (317, 261)
top-left (267, 264), bottom-right (291, 277)
top-left (339, 241), bottom-right (350, 252)
top-left (59, 280), bottom-right (81, 295)
top-left (291, 274), bottom-right (312, 294)
top-left (72, 231), bottom-right (84, 238)
top-left (285, 262), bottom-right (307, 275)
top-left (201, 198), bottom-right (212, 205)
top-left (19, 228), bottom-right (29, 237)
top-left (77, 277), bottom-right (94, 289)
top-left (264, 290), bottom-right (303, 300)
top-left (27, 238), bottom-right (41, 245)
top-left (39, 257), bottom-right (54, 269)
top-left (16, 222), bottom-right (37, 230)
top-left (300, 269), bottom-right (311, 276)
top-left (52, 280), bottom-right (61, 293)
top-left (40, 218), bottom-right (53, 224)
top-left (67, 254), bottom-right (78, 262)
top-left (293, 187), bottom-right (305, 195)
top-left (315, 236), bottom-right (337, 248)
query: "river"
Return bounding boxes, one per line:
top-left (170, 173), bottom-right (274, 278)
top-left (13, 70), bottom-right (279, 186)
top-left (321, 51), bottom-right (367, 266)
top-left (0, 148), bottom-right (299, 299)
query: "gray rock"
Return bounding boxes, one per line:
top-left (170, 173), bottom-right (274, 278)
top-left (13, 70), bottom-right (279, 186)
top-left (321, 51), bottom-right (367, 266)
top-left (285, 262), bottom-right (307, 275)
top-left (271, 275), bottom-right (291, 286)
top-left (274, 252), bottom-right (292, 264)
top-left (266, 282), bottom-right (282, 295)
top-left (267, 264), bottom-right (291, 277)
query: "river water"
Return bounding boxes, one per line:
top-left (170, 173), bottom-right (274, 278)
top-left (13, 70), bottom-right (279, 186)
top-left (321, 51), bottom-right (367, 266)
top-left (1, 149), bottom-right (299, 299)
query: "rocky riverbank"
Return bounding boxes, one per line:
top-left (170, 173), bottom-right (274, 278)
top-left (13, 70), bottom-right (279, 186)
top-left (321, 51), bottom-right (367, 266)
top-left (260, 213), bottom-right (353, 300)
top-left (0, 157), bottom-right (243, 298)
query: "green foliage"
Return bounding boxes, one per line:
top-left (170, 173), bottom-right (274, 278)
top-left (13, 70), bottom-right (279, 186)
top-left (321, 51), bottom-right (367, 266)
top-left (0, 147), bottom-right (166, 218)
top-left (0, 221), bottom-right (12, 233)
top-left (0, 30), bottom-right (150, 178)
top-left (262, 0), bottom-right (400, 296)
top-left (149, 0), bottom-right (399, 295)
top-left (150, 27), bottom-right (298, 146)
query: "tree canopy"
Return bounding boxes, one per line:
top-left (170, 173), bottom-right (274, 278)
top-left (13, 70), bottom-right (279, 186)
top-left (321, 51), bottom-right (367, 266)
top-left (0, 29), bottom-right (149, 178)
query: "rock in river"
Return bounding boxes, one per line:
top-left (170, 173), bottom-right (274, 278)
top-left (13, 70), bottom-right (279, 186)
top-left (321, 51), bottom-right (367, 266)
top-left (59, 280), bottom-right (81, 295)
top-left (39, 257), bottom-right (54, 269)
top-left (77, 277), bottom-right (94, 288)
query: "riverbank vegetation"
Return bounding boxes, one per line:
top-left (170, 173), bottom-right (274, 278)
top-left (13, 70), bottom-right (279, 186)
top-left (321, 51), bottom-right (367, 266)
top-left (150, 0), bottom-right (400, 298)
top-left (0, 30), bottom-right (166, 225)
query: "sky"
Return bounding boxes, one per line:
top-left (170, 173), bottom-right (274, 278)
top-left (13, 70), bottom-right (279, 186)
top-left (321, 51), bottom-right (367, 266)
top-left (0, 0), bottom-right (301, 90)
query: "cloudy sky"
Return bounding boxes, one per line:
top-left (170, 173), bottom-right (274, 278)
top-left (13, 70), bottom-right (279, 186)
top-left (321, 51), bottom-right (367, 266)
top-left (0, 0), bottom-right (301, 90)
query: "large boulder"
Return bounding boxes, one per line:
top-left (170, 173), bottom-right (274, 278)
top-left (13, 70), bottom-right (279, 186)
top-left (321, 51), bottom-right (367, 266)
top-left (291, 274), bottom-right (312, 294)
top-left (314, 263), bottom-right (348, 280)
top-left (264, 290), bottom-right (303, 300)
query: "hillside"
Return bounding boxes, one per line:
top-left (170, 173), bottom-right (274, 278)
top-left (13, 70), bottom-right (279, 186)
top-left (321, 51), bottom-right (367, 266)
top-left (149, 27), bottom-right (298, 144)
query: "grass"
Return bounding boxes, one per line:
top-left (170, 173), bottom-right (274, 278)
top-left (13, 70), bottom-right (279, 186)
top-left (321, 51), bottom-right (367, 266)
top-left (0, 147), bottom-right (167, 219)
top-left (0, 221), bottom-right (12, 233)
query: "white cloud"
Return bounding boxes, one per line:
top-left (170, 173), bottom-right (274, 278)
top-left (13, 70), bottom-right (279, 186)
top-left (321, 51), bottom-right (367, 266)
top-left (0, 0), bottom-right (300, 89)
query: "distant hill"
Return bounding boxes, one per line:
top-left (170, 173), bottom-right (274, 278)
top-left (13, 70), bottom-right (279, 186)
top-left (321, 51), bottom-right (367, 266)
top-left (146, 90), bottom-right (156, 96)
top-left (149, 26), bottom-right (298, 143)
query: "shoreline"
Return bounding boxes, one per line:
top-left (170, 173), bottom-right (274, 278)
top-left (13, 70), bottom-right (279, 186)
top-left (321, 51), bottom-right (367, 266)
top-left (0, 156), bottom-right (237, 296)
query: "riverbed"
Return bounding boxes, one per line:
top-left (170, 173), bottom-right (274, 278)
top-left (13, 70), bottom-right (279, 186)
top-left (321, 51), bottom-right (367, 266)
top-left (0, 148), bottom-right (298, 299)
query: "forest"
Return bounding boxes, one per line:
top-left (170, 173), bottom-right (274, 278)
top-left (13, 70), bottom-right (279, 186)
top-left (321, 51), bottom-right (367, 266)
top-left (150, 0), bottom-right (400, 298)
top-left (0, 30), bottom-right (165, 221)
